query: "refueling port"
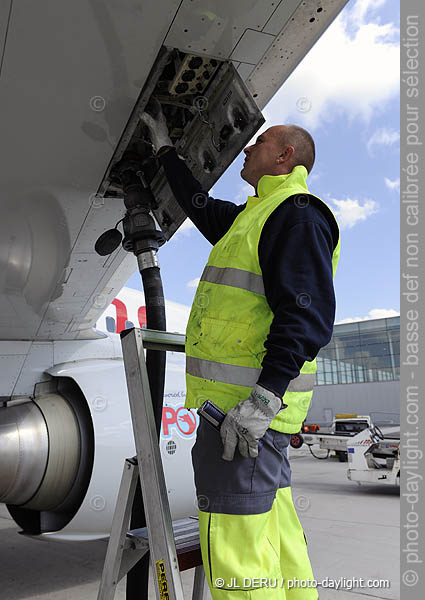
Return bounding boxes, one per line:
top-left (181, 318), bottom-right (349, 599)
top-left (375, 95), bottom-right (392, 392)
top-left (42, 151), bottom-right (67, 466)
top-left (182, 70), bottom-right (196, 82)
top-left (175, 82), bottom-right (189, 94)
top-left (188, 57), bottom-right (203, 69)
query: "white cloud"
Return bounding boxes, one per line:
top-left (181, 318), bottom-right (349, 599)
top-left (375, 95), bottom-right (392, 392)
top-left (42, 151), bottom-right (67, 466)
top-left (174, 217), bottom-right (196, 237)
top-left (187, 277), bottom-right (200, 289)
top-left (327, 196), bottom-right (379, 229)
top-left (308, 172), bottom-right (321, 183)
top-left (368, 308), bottom-right (399, 319)
top-left (367, 128), bottom-right (400, 155)
top-left (336, 308), bottom-right (399, 324)
top-left (262, 0), bottom-right (399, 130)
top-left (235, 183), bottom-right (254, 203)
top-left (350, 0), bottom-right (388, 23)
top-left (384, 176), bottom-right (400, 191)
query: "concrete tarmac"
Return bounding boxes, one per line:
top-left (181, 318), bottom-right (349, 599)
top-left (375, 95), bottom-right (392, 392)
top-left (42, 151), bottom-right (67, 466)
top-left (0, 447), bottom-right (399, 600)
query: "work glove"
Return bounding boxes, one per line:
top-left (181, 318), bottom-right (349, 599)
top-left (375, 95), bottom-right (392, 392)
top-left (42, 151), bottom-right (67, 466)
top-left (139, 100), bottom-right (172, 154)
top-left (220, 384), bottom-right (287, 461)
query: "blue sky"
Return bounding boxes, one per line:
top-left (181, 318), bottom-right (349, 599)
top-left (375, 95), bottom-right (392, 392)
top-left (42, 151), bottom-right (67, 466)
top-left (127, 0), bottom-right (400, 324)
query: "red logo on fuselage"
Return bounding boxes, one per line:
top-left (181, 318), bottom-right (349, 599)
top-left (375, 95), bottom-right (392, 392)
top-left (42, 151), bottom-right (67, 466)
top-left (162, 405), bottom-right (198, 438)
top-left (111, 299), bottom-right (147, 333)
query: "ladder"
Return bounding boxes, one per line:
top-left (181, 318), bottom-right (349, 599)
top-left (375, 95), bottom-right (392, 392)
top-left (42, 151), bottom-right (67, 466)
top-left (97, 328), bottom-right (205, 600)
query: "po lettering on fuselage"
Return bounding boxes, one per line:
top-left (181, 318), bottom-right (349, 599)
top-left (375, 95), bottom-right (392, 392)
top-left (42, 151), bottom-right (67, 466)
top-left (110, 298), bottom-right (147, 333)
top-left (162, 405), bottom-right (199, 439)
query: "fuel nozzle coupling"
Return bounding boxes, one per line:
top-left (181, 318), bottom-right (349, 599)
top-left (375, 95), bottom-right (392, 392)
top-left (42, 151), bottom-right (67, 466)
top-left (94, 153), bottom-right (166, 264)
top-left (114, 153), bottom-right (166, 262)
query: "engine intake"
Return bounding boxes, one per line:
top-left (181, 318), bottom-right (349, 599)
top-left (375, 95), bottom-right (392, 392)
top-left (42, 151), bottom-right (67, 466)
top-left (0, 378), bottom-right (94, 534)
top-left (0, 393), bottom-right (81, 509)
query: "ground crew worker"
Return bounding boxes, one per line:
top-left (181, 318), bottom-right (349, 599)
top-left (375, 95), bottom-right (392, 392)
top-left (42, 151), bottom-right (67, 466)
top-left (141, 108), bottom-right (340, 599)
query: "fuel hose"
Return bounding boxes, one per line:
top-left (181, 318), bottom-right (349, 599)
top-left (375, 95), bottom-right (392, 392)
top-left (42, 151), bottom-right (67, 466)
top-left (126, 254), bottom-right (166, 600)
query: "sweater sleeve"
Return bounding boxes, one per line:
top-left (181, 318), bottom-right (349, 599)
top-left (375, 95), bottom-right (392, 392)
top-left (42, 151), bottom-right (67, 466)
top-left (159, 148), bottom-right (244, 245)
top-left (256, 197), bottom-right (338, 398)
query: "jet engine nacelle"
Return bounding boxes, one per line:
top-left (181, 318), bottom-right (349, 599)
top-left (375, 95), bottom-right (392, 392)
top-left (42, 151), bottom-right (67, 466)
top-left (0, 355), bottom-right (197, 541)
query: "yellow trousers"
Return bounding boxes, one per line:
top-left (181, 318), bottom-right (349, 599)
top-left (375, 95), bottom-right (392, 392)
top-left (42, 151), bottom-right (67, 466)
top-left (198, 487), bottom-right (318, 600)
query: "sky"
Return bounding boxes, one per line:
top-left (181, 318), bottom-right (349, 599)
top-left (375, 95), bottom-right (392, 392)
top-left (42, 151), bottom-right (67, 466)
top-left (126, 0), bottom-right (400, 325)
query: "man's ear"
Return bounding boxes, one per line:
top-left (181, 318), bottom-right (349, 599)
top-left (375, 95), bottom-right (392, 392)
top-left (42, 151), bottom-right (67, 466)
top-left (277, 146), bottom-right (294, 164)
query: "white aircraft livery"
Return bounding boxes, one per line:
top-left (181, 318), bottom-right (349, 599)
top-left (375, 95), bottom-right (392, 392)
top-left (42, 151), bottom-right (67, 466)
top-left (0, 0), bottom-right (349, 542)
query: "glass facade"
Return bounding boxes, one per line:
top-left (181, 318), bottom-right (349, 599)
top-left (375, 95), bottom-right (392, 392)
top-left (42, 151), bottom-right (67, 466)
top-left (315, 316), bottom-right (400, 386)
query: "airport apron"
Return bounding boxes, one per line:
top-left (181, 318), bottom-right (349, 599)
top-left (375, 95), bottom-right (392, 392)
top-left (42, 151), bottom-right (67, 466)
top-left (185, 165), bottom-right (341, 599)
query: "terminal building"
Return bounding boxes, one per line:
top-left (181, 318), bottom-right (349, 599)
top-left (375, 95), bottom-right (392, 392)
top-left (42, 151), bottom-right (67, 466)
top-left (308, 316), bottom-right (400, 425)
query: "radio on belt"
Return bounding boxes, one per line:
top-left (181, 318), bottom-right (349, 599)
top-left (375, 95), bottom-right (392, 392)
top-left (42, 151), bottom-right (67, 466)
top-left (197, 400), bottom-right (226, 429)
top-left (197, 400), bottom-right (263, 451)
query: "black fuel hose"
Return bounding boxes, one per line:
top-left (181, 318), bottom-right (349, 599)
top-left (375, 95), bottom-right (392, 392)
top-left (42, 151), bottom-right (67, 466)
top-left (141, 265), bottom-right (167, 432)
top-left (126, 263), bottom-right (166, 600)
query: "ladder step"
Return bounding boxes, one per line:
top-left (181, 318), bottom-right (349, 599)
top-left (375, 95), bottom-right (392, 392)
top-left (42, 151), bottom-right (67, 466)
top-left (98, 330), bottom-right (205, 600)
top-left (128, 517), bottom-right (202, 572)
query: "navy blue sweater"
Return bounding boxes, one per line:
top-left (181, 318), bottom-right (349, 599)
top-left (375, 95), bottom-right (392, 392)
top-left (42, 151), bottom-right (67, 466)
top-left (160, 148), bottom-right (339, 398)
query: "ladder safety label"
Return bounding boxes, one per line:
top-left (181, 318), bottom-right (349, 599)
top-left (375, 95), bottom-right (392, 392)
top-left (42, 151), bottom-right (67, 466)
top-left (156, 559), bottom-right (170, 600)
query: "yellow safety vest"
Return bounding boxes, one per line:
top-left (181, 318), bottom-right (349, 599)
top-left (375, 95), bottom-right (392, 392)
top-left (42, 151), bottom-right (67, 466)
top-left (185, 165), bottom-right (340, 433)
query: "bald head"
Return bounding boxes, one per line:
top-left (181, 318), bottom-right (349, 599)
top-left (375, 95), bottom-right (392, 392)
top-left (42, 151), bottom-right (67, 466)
top-left (241, 124), bottom-right (316, 189)
top-left (272, 124), bottom-right (316, 174)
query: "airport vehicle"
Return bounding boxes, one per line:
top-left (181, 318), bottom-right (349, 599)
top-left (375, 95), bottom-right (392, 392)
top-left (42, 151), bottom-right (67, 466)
top-left (301, 415), bottom-right (373, 460)
top-left (347, 424), bottom-right (400, 486)
top-left (289, 422), bottom-right (320, 449)
top-left (0, 0), bottom-right (349, 542)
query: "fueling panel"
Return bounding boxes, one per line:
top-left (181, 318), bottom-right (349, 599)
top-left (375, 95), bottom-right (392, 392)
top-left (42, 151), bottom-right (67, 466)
top-left (97, 46), bottom-right (264, 240)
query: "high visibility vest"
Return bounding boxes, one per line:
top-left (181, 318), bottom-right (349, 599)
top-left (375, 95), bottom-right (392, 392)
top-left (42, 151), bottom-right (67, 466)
top-left (185, 165), bottom-right (341, 433)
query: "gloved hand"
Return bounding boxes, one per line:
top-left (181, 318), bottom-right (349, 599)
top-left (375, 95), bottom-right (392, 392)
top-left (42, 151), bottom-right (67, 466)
top-left (220, 384), bottom-right (287, 461)
top-left (139, 100), bottom-right (172, 154)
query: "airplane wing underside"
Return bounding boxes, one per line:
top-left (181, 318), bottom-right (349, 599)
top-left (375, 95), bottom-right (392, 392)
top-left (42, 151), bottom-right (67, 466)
top-left (0, 0), bottom-right (348, 342)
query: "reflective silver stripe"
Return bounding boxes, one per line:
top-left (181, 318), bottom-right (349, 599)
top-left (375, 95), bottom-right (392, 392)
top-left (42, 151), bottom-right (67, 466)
top-left (186, 356), bottom-right (315, 393)
top-left (287, 372), bottom-right (315, 393)
top-left (186, 356), bottom-right (261, 388)
top-left (200, 266), bottom-right (265, 296)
